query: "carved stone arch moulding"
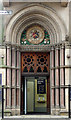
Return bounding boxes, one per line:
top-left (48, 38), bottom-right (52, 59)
top-left (5, 4), bottom-right (67, 46)
top-left (11, 14), bottom-right (56, 45)
top-left (16, 19), bottom-right (55, 45)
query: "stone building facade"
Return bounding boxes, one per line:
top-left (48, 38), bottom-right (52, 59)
top-left (0, 0), bottom-right (71, 116)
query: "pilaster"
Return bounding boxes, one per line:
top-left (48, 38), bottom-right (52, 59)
top-left (60, 45), bottom-right (65, 108)
top-left (51, 47), bottom-right (55, 107)
top-left (55, 46), bottom-right (59, 107)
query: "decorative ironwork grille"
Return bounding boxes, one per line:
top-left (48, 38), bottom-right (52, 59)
top-left (21, 52), bottom-right (50, 73)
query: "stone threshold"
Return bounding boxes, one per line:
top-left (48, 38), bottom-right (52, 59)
top-left (4, 115), bottom-right (68, 118)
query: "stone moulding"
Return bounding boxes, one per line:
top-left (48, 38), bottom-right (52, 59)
top-left (3, 41), bottom-right (67, 51)
top-left (3, 1), bottom-right (68, 7)
top-left (51, 65), bottom-right (71, 70)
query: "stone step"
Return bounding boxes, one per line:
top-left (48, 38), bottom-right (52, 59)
top-left (1, 115), bottom-right (69, 120)
top-left (2, 118), bottom-right (71, 120)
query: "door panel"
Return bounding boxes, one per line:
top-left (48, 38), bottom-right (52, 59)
top-left (35, 77), bottom-right (47, 112)
top-left (26, 77), bottom-right (48, 113)
top-left (27, 78), bottom-right (34, 112)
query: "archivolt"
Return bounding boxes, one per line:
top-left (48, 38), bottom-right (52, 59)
top-left (5, 4), bottom-right (67, 45)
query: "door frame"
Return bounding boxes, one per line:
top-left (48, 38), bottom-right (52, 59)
top-left (20, 52), bottom-right (50, 115)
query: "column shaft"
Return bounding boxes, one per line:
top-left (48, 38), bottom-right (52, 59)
top-left (55, 48), bottom-right (59, 106)
top-left (51, 48), bottom-right (54, 106)
top-left (60, 46), bottom-right (65, 107)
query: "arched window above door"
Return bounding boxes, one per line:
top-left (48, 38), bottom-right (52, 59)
top-left (20, 25), bottom-right (50, 45)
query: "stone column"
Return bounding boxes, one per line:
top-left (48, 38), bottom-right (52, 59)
top-left (60, 45), bottom-right (65, 107)
top-left (12, 48), bottom-right (15, 86)
top-left (16, 48), bottom-right (21, 115)
top-left (7, 46), bottom-right (11, 66)
top-left (51, 47), bottom-right (55, 107)
top-left (55, 47), bottom-right (59, 107)
top-left (12, 47), bottom-right (16, 108)
top-left (16, 49), bottom-right (20, 107)
top-left (6, 46), bottom-right (11, 108)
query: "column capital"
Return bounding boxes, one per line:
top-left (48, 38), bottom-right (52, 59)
top-left (51, 47), bottom-right (55, 51)
top-left (60, 44), bottom-right (65, 49)
top-left (12, 47), bottom-right (15, 50)
top-left (55, 45), bottom-right (59, 50)
top-left (7, 46), bottom-right (11, 49)
top-left (15, 47), bottom-right (20, 52)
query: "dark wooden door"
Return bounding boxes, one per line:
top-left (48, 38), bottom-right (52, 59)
top-left (21, 52), bottom-right (50, 74)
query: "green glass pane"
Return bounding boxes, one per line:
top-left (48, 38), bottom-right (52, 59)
top-left (43, 67), bottom-right (48, 72)
top-left (29, 66), bottom-right (34, 72)
top-left (37, 67), bottom-right (42, 72)
top-left (23, 34), bottom-right (26, 36)
top-left (23, 67), bottom-right (28, 72)
top-left (44, 31), bottom-right (48, 34)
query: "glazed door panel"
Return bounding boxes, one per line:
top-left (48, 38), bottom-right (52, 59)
top-left (25, 77), bottom-right (49, 113)
top-left (35, 77), bottom-right (47, 112)
top-left (27, 78), bottom-right (34, 112)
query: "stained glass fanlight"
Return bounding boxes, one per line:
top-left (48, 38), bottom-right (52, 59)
top-left (20, 26), bottom-right (50, 45)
